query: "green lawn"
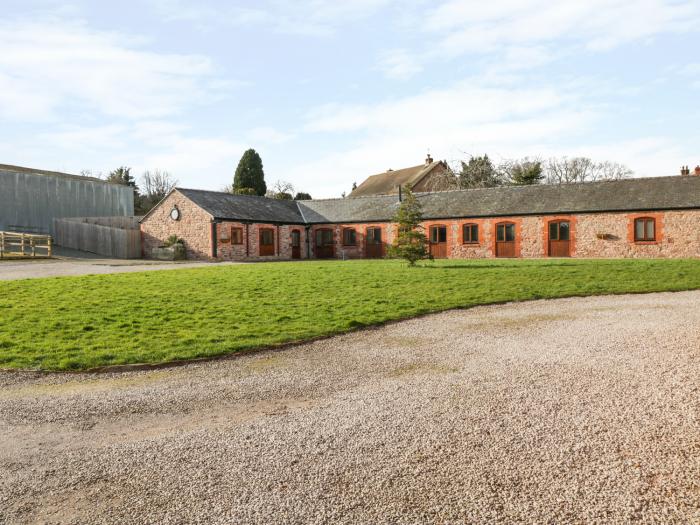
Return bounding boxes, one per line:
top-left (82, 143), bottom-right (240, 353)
top-left (1, 258), bottom-right (700, 371)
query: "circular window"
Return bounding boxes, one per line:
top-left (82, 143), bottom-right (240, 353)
top-left (170, 207), bottom-right (181, 221)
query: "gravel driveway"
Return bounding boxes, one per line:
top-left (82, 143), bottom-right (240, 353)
top-left (1, 292), bottom-right (699, 524)
top-left (0, 257), bottom-right (232, 281)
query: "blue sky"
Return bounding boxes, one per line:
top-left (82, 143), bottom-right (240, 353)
top-left (1, 0), bottom-right (699, 197)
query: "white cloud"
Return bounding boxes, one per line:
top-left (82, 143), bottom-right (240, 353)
top-left (0, 18), bottom-right (223, 121)
top-left (248, 126), bottom-right (296, 144)
top-left (425, 0), bottom-right (699, 55)
top-left (150, 0), bottom-right (392, 36)
top-left (377, 49), bottom-right (424, 80)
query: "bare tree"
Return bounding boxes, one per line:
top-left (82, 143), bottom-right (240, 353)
top-left (140, 170), bottom-right (178, 210)
top-left (266, 180), bottom-right (295, 200)
top-left (545, 157), bottom-right (632, 184)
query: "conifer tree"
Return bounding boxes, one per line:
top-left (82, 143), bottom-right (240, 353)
top-left (233, 149), bottom-right (267, 196)
top-left (388, 186), bottom-right (429, 266)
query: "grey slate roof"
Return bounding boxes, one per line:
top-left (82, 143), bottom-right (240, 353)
top-left (299, 176), bottom-right (700, 223)
top-left (177, 188), bottom-right (305, 223)
top-left (175, 176), bottom-right (700, 225)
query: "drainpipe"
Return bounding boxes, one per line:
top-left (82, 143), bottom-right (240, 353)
top-left (305, 225), bottom-right (311, 259)
top-left (210, 220), bottom-right (218, 259)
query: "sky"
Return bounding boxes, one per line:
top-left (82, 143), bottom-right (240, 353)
top-left (1, 0), bottom-right (699, 198)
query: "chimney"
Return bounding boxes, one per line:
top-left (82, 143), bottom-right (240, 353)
top-left (695, 165), bottom-right (700, 176)
top-left (681, 165), bottom-right (690, 176)
top-left (425, 153), bottom-right (433, 165)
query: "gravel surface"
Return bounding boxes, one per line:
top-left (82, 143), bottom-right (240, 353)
top-left (0, 258), bottom-right (235, 281)
top-left (1, 292), bottom-right (699, 524)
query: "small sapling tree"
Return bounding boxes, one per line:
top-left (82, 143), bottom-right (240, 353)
top-left (388, 185), bottom-right (429, 266)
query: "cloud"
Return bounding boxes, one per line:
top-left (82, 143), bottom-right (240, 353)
top-left (150, 0), bottom-right (392, 36)
top-left (425, 0), bottom-right (699, 54)
top-left (375, 1), bottom-right (700, 80)
top-left (0, 18), bottom-right (224, 122)
top-left (377, 49), bottom-right (424, 80)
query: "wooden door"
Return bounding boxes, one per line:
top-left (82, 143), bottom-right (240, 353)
top-left (495, 223), bottom-right (516, 258)
top-left (365, 227), bottom-right (383, 258)
top-left (291, 230), bottom-right (301, 259)
top-left (315, 229), bottom-right (334, 259)
top-left (548, 221), bottom-right (570, 257)
top-left (429, 225), bottom-right (447, 259)
top-left (259, 228), bottom-right (275, 256)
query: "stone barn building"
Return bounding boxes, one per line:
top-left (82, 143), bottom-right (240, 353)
top-left (141, 171), bottom-right (700, 261)
top-left (0, 164), bottom-right (134, 235)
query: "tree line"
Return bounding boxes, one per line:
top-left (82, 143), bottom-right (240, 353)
top-left (456, 155), bottom-right (633, 189)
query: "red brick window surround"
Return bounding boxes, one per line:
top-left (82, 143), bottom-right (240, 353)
top-left (231, 227), bottom-right (243, 245)
top-left (462, 223), bottom-right (479, 244)
top-left (342, 227), bottom-right (357, 246)
top-left (634, 217), bottom-right (656, 242)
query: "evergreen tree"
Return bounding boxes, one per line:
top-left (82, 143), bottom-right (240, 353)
top-left (294, 192), bottom-right (312, 200)
top-left (458, 155), bottom-right (504, 188)
top-left (387, 186), bottom-right (429, 266)
top-left (233, 149), bottom-right (267, 196)
top-left (107, 166), bottom-right (137, 188)
top-left (505, 158), bottom-right (544, 185)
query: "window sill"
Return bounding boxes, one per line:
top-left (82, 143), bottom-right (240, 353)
top-left (342, 244), bottom-right (357, 247)
top-left (634, 240), bottom-right (658, 245)
top-left (462, 242), bottom-right (480, 246)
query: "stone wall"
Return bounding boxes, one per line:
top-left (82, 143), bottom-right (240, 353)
top-left (309, 223), bottom-right (395, 259)
top-left (141, 191), bottom-right (700, 261)
top-left (216, 221), bottom-right (308, 261)
top-left (141, 191), bottom-right (213, 260)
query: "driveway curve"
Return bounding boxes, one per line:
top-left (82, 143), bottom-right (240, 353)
top-left (1, 291), bottom-right (699, 524)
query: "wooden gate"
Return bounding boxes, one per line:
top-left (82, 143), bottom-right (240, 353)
top-left (291, 230), bottom-right (301, 259)
top-left (495, 222), bottom-right (516, 258)
top-left (429, 225), bottom-right (447, 259)
top-left (365, 227), bottom-right (383, 258)
top-left (548, 221), bottom-right (571, 257)
top-left (315, 229), bottom-right (334, 259)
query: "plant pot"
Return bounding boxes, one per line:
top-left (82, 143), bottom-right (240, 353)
top-left (152, 244), bottom-right (186, 261)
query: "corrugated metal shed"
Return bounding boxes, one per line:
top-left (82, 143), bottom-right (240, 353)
top-left (0, 164), bottom-right (134, 235)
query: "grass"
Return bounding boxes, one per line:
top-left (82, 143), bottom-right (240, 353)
top-left (1, 258), bottom-right (700, 371)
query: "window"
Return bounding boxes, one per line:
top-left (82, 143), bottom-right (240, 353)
top-left (549, 221), bottom-right (570, 241)
top-left (366, 227), bottom-right (382, 244)
top-left (260, 229), bottom-right (274, 245)
top-left (496, 223), bottom-right (515, 242)
top-left (343, 228), bottom-right (357, 246)
top-left (231, 227), bottom-right (243, 245)
top-left (463, 223), bottom-right (479, 244)
top-left (430, 225), bottom-right (447, 243)
top-left (634, 218), bottom-right (655, 242)
top-left (316, 229), bottom-right (333, 247)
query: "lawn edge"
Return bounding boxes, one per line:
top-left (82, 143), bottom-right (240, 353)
top-left (2, 288), bottom-right (698, 375)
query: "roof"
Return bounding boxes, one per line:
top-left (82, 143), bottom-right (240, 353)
top-left (349, 161), bottom-right (443, 197)
top-left (0, 163), bottom-right (107, 184)
top-left (175, 188), bottom-right (305, 223)
top-left (298, 176), bottom-right (700, 223)
top-left (155, 176), bottom-right (700, 225)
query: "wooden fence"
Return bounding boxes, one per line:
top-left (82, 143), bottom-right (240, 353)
top-left (53, 217), bottom-right (142, 259)
top-left (0, 231), bottom-right (52, 258)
